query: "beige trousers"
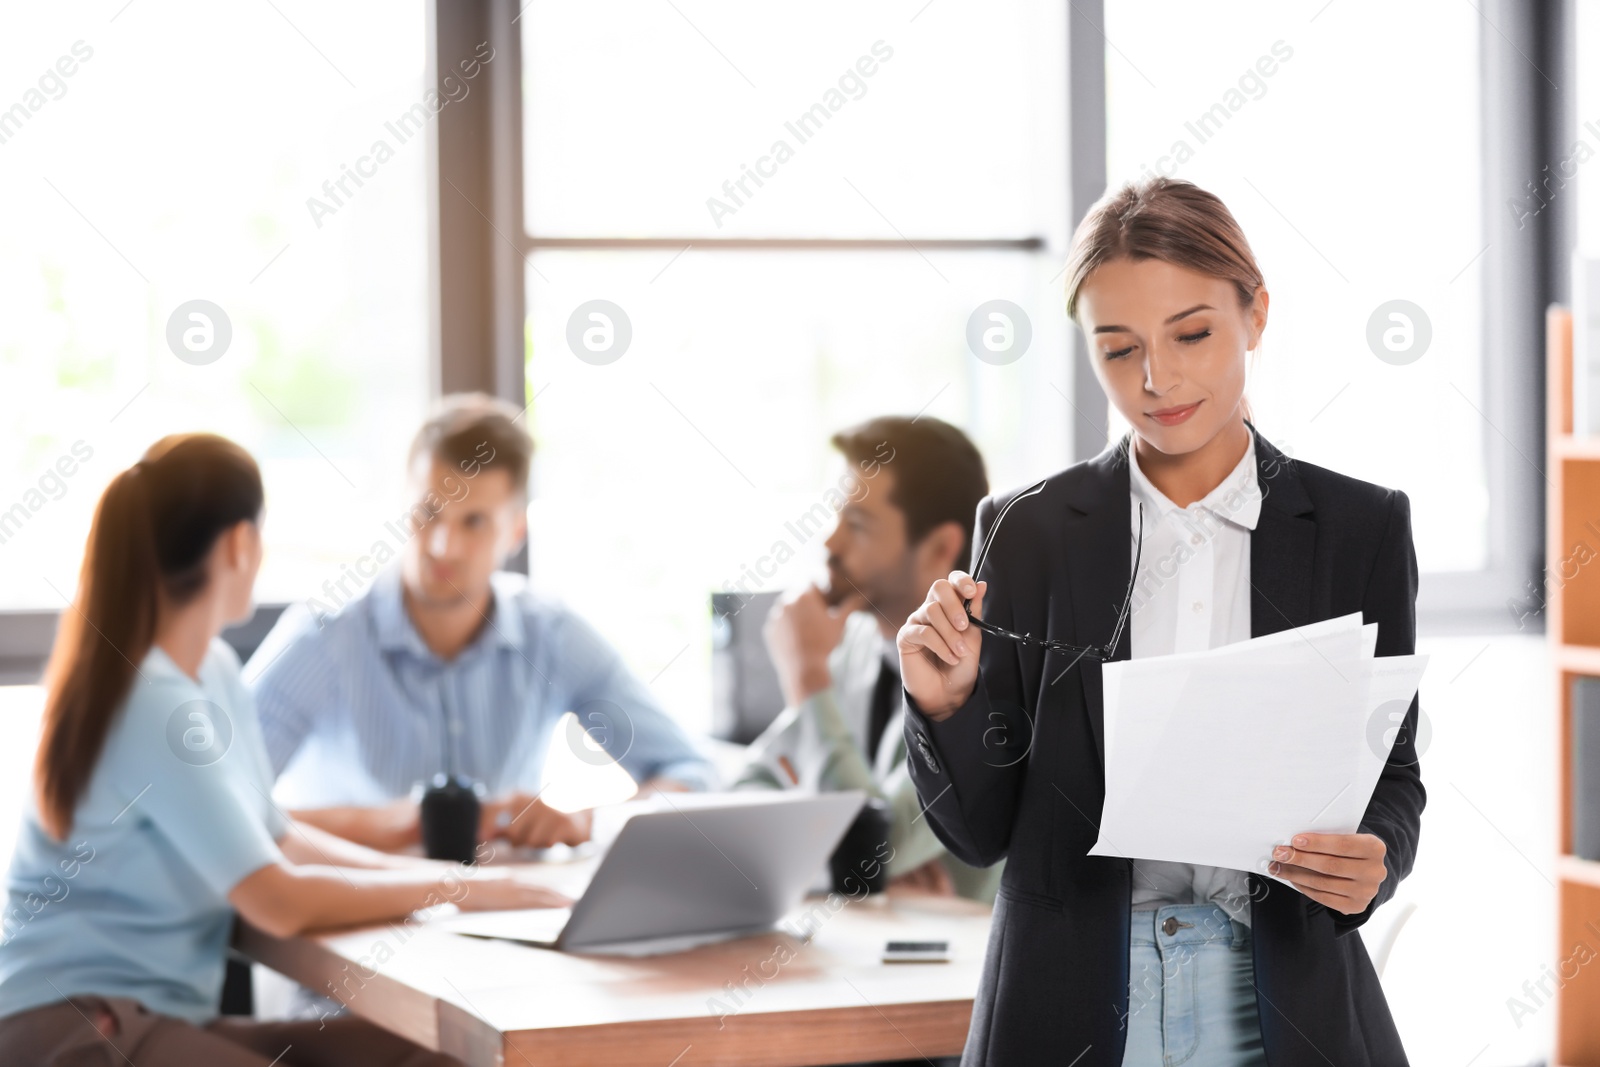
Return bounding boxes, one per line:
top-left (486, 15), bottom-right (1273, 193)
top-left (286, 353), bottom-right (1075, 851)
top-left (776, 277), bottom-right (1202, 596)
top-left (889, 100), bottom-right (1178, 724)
top-left (0, 996), bottom-right (462, 1067)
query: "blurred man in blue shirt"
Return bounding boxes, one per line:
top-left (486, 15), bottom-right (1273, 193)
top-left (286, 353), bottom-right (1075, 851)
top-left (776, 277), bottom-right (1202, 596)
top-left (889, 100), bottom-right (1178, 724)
top-left (249, 394), bottom-right (714, 851)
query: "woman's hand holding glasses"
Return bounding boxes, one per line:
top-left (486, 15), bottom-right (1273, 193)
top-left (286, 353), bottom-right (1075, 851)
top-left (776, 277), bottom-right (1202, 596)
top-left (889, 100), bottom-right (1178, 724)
top-left (897, 570), bottom-right (988, 722)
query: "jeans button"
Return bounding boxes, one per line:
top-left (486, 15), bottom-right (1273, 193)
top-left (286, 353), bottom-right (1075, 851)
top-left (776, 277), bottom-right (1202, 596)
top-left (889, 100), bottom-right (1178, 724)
top-left (1162, 917), bottom-right (1179, 936)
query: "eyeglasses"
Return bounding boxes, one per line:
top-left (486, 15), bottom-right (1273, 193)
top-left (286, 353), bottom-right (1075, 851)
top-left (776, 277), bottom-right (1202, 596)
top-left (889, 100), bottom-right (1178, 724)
top-left (962, 482), bottom-right (1144, 670)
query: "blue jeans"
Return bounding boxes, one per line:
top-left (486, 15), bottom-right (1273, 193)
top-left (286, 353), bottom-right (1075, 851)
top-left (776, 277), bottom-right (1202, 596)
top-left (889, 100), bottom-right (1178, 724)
top-left (1120, 904), bottom-right (1267, 1066)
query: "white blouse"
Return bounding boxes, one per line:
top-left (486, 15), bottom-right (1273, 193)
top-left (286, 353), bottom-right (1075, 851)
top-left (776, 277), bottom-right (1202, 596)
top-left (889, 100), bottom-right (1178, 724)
top-left (1125, 431), bottom-right (1263, 927)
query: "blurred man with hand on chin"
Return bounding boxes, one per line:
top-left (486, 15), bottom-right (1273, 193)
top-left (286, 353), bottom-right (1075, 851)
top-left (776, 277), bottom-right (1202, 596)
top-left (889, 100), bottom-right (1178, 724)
top-left (734, 416), bottom-right (1001, 901)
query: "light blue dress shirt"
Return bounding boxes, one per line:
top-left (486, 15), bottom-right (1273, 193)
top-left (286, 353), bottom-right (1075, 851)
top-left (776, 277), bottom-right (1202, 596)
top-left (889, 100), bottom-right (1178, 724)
top-left (249, 567), bottom-right (715, 808)
top-left (0, 641), bottom-right (287, 1025)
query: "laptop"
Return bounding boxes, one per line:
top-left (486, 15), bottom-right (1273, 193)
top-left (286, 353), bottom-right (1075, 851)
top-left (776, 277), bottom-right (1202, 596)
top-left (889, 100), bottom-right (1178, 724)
top-left (446, 790), bottom-right (867, 954)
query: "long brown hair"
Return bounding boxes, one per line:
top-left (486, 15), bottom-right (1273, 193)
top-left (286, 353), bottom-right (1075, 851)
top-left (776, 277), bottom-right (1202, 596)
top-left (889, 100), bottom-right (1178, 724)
top-left (34, 434), bottom-right (264, 839)
top-left (1061, 177), bottom-right (1265, 423)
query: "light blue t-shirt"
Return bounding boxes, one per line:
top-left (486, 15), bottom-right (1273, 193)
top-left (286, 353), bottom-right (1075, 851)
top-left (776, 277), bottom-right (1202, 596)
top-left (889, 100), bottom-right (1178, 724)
top-left (0, 640), bottom-right (287, 1024)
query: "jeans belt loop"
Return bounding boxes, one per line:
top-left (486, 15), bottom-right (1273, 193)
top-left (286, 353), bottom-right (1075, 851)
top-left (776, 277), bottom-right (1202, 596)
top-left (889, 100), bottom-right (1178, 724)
top-left (1229, 913), bottom-right (1247, 950)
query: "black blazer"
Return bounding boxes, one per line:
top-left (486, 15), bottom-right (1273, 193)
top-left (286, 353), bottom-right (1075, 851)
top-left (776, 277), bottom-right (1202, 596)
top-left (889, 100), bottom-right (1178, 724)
top-left (903, 423), bottom-right (1425, 1067)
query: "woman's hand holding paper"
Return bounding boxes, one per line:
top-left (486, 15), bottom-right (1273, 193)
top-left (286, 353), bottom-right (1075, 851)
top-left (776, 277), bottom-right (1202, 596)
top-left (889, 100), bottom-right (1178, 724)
top-left (1269, 832), bottom-right (1388, 914)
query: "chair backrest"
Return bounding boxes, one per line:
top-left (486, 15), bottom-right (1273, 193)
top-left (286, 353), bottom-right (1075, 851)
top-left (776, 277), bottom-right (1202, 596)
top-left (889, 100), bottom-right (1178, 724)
top-left (710, 591), bottom-right (786, 743)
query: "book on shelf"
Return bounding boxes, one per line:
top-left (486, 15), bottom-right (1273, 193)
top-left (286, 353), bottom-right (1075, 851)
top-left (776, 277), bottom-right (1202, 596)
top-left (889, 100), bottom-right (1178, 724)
top-left (1574, 675), bottom-right (1600, 862)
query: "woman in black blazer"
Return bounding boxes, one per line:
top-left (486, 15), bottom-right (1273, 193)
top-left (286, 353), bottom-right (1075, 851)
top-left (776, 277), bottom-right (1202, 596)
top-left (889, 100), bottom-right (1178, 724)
top-left (898, 177), bottom-right (1423, 1066)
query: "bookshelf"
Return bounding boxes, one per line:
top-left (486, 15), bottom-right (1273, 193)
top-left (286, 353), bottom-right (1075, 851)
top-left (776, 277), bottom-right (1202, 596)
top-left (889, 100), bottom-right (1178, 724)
top-left (1549, 305), bottom-right (1600, 1065)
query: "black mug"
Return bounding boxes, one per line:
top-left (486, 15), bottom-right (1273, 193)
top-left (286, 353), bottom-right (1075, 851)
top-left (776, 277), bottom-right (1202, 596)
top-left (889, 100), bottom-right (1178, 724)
top-left (829, 796), bottom-right (892, 897)
top-left (419, 773), bottom-right (482, 864)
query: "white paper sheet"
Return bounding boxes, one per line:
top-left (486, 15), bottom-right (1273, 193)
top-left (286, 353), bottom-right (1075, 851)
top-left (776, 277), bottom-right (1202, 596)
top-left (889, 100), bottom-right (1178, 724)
top-left (1087, 613), bottom-right (1427, 883)
top-left (1319, 653), bottom-right (1430, 832)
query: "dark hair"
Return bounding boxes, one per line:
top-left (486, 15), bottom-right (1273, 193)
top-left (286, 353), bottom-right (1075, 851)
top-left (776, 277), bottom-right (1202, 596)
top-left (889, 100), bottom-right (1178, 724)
top-left (34, 434), bottom-right (263, 840)
top-left (408, 392), bottom-right (533, 495)
top-left (1061, 177), bottom-right (1264, 422)
top-left (830, 416), bottom-right (988, 565)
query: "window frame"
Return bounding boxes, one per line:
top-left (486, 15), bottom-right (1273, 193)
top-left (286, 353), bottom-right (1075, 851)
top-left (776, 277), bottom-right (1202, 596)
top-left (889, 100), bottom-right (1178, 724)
top-left (1078, 0), bottom-right (1561, 635)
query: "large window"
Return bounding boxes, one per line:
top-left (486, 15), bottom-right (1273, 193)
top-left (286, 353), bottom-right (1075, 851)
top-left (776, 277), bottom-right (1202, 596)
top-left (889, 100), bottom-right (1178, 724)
top-left (0, 1), bottom-right (1546, 662)
top-left (1104, 0), bottom-right (1487, 576)
top-left (0, 1), bottom-right (431, 611)
top-left (518, 1), bottom-right (1073, 733)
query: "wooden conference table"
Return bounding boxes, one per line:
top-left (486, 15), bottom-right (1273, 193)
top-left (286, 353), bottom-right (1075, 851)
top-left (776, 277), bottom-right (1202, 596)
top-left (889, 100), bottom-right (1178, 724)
top-left (238, 850), bottom-right (993, 1067)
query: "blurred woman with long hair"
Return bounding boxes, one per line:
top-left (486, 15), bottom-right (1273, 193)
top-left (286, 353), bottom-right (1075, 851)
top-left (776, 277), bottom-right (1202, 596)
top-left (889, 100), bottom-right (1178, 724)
top-left (0, 434), bottom-right (566, 1066)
